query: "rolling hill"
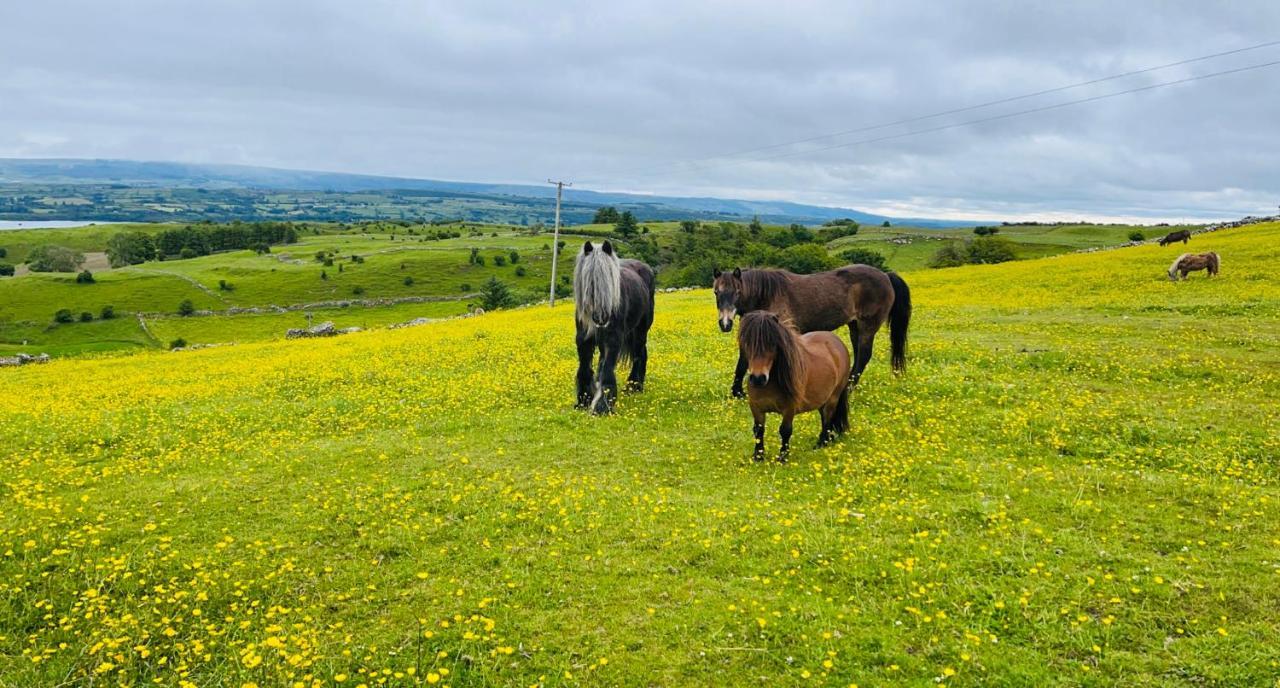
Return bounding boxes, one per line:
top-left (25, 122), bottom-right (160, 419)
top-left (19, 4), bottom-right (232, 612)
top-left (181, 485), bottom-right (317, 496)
top-left (1, 221), bottom-right (1277, 685)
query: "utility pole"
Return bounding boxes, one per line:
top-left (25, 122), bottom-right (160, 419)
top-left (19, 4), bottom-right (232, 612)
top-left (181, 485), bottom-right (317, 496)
top-left (547, 179), bottom-right (571, 306)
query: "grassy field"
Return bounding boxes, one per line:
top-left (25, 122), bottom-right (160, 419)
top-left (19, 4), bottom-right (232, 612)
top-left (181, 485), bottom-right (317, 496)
top-left (1, 222), bottom-right (1276, 686)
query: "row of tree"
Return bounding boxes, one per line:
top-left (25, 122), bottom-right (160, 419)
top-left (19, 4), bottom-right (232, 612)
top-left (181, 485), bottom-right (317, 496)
top-left (106, 222), bottom-right (300, 267)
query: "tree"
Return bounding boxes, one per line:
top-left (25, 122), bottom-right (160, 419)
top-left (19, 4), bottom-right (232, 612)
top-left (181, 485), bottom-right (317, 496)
top-left (593, 206), bottom-right (621, 224)
top-left (509, 250), bottom-right (520, 264)
top-left (27, 245), bottom-right (85, 273)
top-left (76, 270), bottom-right (95, 284)
top-left (403, 276), bottom-right (415, 286)
top-left (615, 211), bottom-right (639, 238)
top-left (882, 221), bottom-right (891, 227)
top-left (1128, 230), bottom-right (1145, 242)
top-left (838, 247), bottom-right (889, 271)
top-left (0, 263), bottom-right (14, 277)
top-left (100, 305), bottom-right (116, 320)
top-left (0, 247), bottom-right (6, 258)
top-left (749, 216), bottom-right (764, 235)
top-left (679, 220), bottom-right (699, 233)
top-left (169, 338), bottom-right (187, 350)
top-left (928, 243), bottom-right (967, 269)
top-left (179, 247), bottom-right (198, 260)
top-left (106, 231), bottom-right (156, 267)
top-left (479, 277), bottom-right (517, 310)
top-left (493, 254), bottom-right (507, 267)
top-left (774, 244), bottom-right (838, 274)
top-left (79, 311), bottom-right (94, 322)
top-left (54, 309), bottom-right (75, 323)
top-left (178, 299), bottom-right (196, 316)
top-left (966, 237), bottom-right (1016, 264)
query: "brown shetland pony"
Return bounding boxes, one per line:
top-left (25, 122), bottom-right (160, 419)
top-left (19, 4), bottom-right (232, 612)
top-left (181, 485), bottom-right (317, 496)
top-left (1168, 252), bottom-right (1219, 281)
top-left (738, 311), bottom-right (851, 462)
top-left (713, 265), bottom-right (911, 397)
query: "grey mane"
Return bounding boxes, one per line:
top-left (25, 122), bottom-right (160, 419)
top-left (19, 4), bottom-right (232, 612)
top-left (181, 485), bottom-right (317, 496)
top-left (574, 243), bottom-right (621, 333)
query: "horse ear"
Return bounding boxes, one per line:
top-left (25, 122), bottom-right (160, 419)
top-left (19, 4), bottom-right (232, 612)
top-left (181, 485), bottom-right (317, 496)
top-left (601, 240), bottom-right (614, 256)
top-left (733, 267), bottom-right (742, 278)
top-left (582, 241), bottom-right (593, 254)
top-left (713, 267), bottom-right (721, 278)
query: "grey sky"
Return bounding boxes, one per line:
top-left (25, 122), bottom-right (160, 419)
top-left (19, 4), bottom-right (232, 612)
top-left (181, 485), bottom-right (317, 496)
top-left (2, 1), bottom-right (1278, 221)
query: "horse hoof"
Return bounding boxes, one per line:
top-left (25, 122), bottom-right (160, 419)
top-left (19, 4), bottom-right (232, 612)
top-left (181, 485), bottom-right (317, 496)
top-left (625, 381), bottom-right (644, 393)
top-left (776, 454), bottom-right (789, 464)
top-left (731, 388), bottom-right (746, 399)
top-left (752, 451), bottom-right (765, 462)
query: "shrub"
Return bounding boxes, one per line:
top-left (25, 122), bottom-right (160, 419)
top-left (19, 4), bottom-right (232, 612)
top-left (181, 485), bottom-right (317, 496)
top-left (928, 243), bottom-right (968, 269)
top-left (0, 262), bottom-right (14, 277)
top-left (493, 255), bottom-right (507, 267)
top-left (321, 270), bottom-right (328, 280)
top-left (973, 226), bottom-right (1000, 236)
top-left (315, 250), bottom-right (327, 262)
top-left (169, 338), bottom-right (187, 350)
top-left (509, 250), bottom-right (520, 264)
top-left (403, 276), bottom-right (415, 286)
top-left (251, 243), bottom-right (272, 255)
top-left (479, 277), bottom-right (517, 310)
top-left (882, 221), bottom-right (891, 227)
top-left (838, 247), bottom-right (889, 271)
top-left (352, 286), bottom-right (365, 296)
top-left (218, 279), bottom-right (232, 291)
top-left (474, 256), bottom-right (486, 267)
top-left (100, 305), bottom-right (116, 320)
top-left (27, 245), bottom-right (86, 273)
top-left (79, 311), bottom-right (94, 322)
top-left (774, 244), bottom-right (839, 274)
top-left (179, 247), bottom-right (198, 260)
top-left (0, 247), bottom-right (6, 258)
top-left (515, 266), bottom-right (527, 277)
top-left (178, 299), bottom-right (196, 316)
top-left (460, 283), bottom-right (472, 292)
top-left (1128, 230), bottom-right (1145, 242)
top-left (54, 309), bottom-right (75, 323)
top-left (324, 257), bottom-right (333, 266)
top-left (966, 237), bottom-right (1016, 264)
top-left (76, 270), bottom-right (95, 284)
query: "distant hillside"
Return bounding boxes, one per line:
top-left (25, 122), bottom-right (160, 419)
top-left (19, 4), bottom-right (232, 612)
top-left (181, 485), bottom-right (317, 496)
top-left (0, 158), bottom-right (974, 227)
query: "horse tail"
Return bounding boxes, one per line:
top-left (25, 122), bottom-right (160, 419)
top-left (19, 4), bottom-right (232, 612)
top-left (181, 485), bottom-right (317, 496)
top-left (1209, 252), bottom-right (1220, 275)
top-left (829, 384), bottom-right (850, 436)
top-left (886, 271), bottom-right (911, 372)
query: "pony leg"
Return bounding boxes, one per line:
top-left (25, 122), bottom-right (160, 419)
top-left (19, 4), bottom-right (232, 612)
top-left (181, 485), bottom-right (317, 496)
top-left (778, 413), bottom-right (794, 463)
top-left (731, 350), bottom-right (748, 398)
top-left (591, 341), bottom-right (621, 415)
top-left (575, 331), bottom-right (596, 409)
top-left (816, 407), bottom-right (832, 448)
top-left (752, 407), bottom-right (766, 461)
top-left (625, 339), bottom-right (648, 392)
top-left (850, 320), bottom-right (879, 386)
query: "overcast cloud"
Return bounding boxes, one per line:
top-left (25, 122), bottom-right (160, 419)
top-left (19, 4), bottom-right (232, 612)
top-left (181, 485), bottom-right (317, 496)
top-left (2, 0), bottom-right (1278, 222)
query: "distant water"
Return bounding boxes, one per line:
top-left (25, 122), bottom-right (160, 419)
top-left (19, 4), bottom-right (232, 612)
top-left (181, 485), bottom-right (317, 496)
top-left (0, 220), bottom-right (122, 230)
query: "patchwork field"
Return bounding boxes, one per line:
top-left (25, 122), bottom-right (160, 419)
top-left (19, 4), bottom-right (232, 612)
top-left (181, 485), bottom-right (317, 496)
top-left (2, 222), bottom-right (1277, 686)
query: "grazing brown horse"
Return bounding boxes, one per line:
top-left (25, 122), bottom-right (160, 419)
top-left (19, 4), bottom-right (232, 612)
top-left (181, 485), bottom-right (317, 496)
top-left (712, 265), bottom-right (911, 397)
top-left (1168, 252), bottom-right (1219, 281)
top-left (738, 311), bottom-right (851, 462)
top-left (1158, 229), bottom-right (1192, 246)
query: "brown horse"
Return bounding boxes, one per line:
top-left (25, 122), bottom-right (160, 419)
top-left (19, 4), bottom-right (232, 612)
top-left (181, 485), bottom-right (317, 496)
top-left (1158, 229), bottom-right (1192, 246)
top-left (738, 311), bottom-right (850, 462)
top-left (1168, 252), bottom-right (1219, 281)
top-left (712, 265), bottom-right (911, 397)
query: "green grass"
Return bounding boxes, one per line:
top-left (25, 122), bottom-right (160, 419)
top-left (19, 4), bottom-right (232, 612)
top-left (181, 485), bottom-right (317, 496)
top-left (1, 222), bottom-right (1277, 686)
top-left (0, 222), bottom-right (176, 263)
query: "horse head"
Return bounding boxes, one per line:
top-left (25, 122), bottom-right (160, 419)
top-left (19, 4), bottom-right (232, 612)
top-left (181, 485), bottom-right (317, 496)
top-left (712, 267), bottom-right (745, 332)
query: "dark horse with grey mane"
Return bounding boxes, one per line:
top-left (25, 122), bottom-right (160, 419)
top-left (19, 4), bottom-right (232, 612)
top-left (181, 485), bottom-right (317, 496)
top-left (712, 265), bottom-right (911, 397)
top-left (574, 240), bottom-right (655, 414)
top-left (1158, 229), bottom-right (1192, 246)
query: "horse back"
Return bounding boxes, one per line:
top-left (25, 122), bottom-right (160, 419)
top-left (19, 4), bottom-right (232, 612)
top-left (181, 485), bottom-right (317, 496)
top-left (790, 265), bottom-right (892, 331)
top-left (800, 331), bottom-right (852, 382)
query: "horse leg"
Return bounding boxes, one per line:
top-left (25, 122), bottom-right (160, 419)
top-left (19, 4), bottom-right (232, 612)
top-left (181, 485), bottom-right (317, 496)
top-left (778, 413), bottom-right (794, 463)
top-left (752, 406), bottom-right (766, 462)
top-left (850, 319), bottom-right (880, 386)
top-left (731, 349), bottom-right (748, 399)
top-left (846, 322), bottom-right (864, 385)
top-left (591, 336), bottom-right (622, 415)
top-left (625, 338), bottom-right (647, 392)
top-left (816, 406), bottom-right (832, 448)
top-left (575, 330), bottom-right (595, 409)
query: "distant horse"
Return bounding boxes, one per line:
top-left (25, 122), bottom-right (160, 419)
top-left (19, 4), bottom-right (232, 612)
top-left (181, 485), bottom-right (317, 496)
top-left (1158, 229), bottom-right (1192, 246)
top-left (1168, 252), bottom-right (1219, 281)
top-left (573, 240), bottom-right (655, 414)
top-left (712, 265), bottom-right (911, 397)
top-left (738, 311), bottom-right (851, 462)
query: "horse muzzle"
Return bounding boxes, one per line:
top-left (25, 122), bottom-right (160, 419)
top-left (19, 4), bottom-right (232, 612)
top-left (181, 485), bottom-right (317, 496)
top-left (748, 373), bottom-right (768, 386)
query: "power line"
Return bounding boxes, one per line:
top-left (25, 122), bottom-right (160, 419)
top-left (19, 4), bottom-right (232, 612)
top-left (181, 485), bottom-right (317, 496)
top-left (581, 40), bottom-right (1280, 183)
top-left (607, 57), bottom-right (1280, 179)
